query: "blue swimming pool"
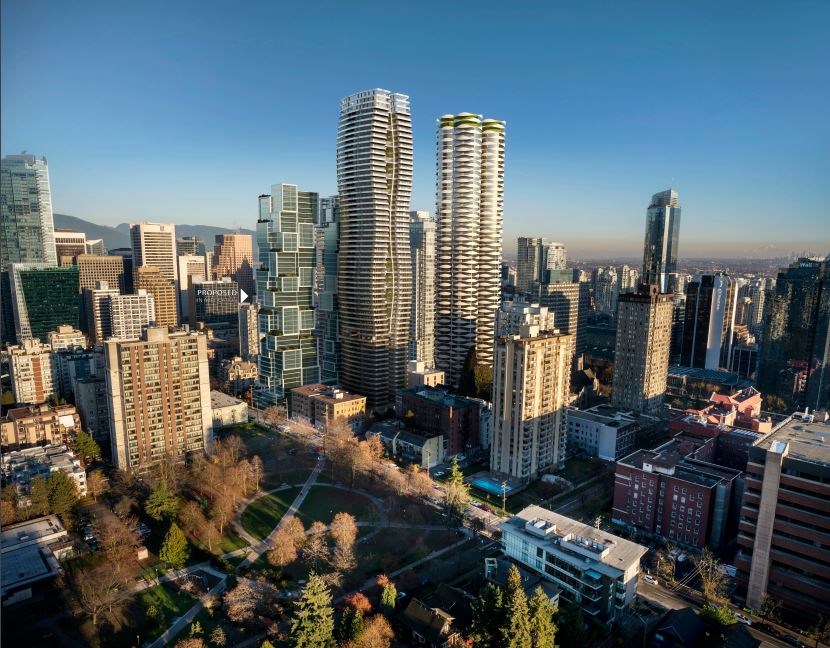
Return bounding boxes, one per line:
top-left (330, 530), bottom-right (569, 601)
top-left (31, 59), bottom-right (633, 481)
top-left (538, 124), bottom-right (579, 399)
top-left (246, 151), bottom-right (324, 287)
top-left (467, 474), bottom-right (523, 496)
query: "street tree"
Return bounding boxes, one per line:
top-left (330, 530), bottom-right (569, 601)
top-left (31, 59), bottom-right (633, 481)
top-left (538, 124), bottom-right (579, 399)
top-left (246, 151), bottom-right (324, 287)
top-left (268, 527), bottom-right (300, 568)
top-left (288, 573), bottom-right (335, 648)
top-left (47, 470), bottom-right (79, 518)
top-left (444, 457), bottom-right (470, 523)
top-left (528, 586), bottom-right (557, 648)
top-left (807, 616), bottom-right (830, 648)
top-left (503, 564), bottom-right (532, 648)
top-left (350, 614), bottom-right (394, 648)
top-left (68, 562), bottom-right (132, 628)
top-left (693, 548), bottom-right (727, 604)
top-left (160, 522), bottom-right (190, 568)
top-left (700, 604), bottom-right (737, 626)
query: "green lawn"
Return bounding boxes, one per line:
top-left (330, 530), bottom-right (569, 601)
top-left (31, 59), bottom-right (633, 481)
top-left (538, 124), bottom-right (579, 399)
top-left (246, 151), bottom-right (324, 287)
top-left (296, 486), bottom-right (377, 526)
top-left (218, 527), bottom-right (249, 554)
top-left (357, 528), bottom-right (460, 576)
top-left (240, 487), bottom-right (301, 541)
top-left (107, 583), bottom-right (196, 647)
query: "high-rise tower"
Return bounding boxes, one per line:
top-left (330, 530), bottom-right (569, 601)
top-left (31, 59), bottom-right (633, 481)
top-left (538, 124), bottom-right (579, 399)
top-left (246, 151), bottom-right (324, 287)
top-left (409, 211), bottom-right (436, 366)
top-left (254, 184), bottom-right (320, 406)
top-left (316, 196), bottom-right (341, 384)
top-left (435, 113), bottom-right (505, 386)
top-left (680, 273), bottom-right (738, 370)
top-left (758, 257), bottom-right (830, 411)
top-left (130, 222), bottom-right (178, 284)
top-left (1, 154), bottom-right (58, 344)
top-left (612, 285), bottom-right (674, 414)
top-left (642, 189), bottom-right (681, 293)
top-left (213, 233), bottom-right (254, 297)
top-left (337, 89), bottom-right (413, 411)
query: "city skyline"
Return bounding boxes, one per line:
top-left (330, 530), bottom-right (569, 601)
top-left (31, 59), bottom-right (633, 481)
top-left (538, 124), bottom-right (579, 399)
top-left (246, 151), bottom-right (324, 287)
top-left (2, 3), bottom-right (828, 259)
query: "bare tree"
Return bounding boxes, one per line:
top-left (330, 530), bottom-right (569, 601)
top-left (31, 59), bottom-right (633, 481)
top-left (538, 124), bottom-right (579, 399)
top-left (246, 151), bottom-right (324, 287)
top-left (264, 405), bottom-right (287, 428)
top-left (211, 489), bottom-right (236, 536)
top-left (267, 528), bottom-right (299, 567)
top-left (807, 616), bottom-right (830, 648)
top-left (347, 614), bottom-right (394, 648)
top-left (283, 515), bottom-right (306, 548)
top-left (693, 548), bottom-right (727, 604)
top-left (655, 548), bottom-right (676, 585)
top-left (330, 512), bottom-right (358, 550)
top-left (223, 579), bottom-right (258, 623)
top-left (87, 469), bottom-right (108, 501)
top-left (407, 465), bottom-right (433, 499)
top-left (251, 455), bottom-right (264, 491)
top-left (759, 593), bottom-right (782, 623)
top-left (67, 563), bottom-right (132, 627)
top-left (302, 521), bottom-right (330, 571)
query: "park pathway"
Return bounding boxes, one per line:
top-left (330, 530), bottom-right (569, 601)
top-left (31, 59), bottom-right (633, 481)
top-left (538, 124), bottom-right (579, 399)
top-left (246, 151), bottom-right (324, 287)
top-left (237, 455), bottom-right (325, 569)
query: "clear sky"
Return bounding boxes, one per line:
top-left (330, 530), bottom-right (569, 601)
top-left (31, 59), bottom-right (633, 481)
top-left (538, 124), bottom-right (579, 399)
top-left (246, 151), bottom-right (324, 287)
top-left (2, 1), bottom-right (828, 258)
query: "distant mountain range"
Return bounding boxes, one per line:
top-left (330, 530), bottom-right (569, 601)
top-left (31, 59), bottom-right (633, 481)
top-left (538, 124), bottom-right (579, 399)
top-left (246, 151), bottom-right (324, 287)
top-left (53, 214), bottom-right (257, 255)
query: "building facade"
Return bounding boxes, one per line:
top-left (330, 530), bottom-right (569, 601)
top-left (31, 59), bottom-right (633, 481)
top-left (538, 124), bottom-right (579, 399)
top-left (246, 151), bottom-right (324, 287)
top-left (177, 254), bottom-right (210, 321)
top-left (612, 286), bottom-right (674, 414)
top-left (757, 257), bottom-right (830, 411)
top-left (8, 264), bottom-right (80, 342)
top-left (0, 404), bottom-right (82, 450)
top-left (77, 254), bottom-right (127, 293)
top-left (680, 273), bottom-right (738, 371)
top-left (396, 385), bottom-right (486, 455)
top-left (567, 405), bottom-right (637, 461)
top-left (490, 304), bottom-right (574, 482)
top-left (500, 506), bottom-right (647, 622)
top-left (435, 113), bottom-right (505, 386)
top-left (109, 290), bottom-right (156, 340)
top-left (105, 327), bottom-right (212, 471)
top-left (130, 222), bottom-right (178, 283)
top-left (593, 266), bottom-right (619, 316)
top-left (409, 211), bottom-right (436, 366)
top-left (9, 339), bottom-right (56, 405)
top-left (316, 195), bottom-right (340, 384)
top-left (212, 233), bottom-right (254, 296)
top-left (254, 184), bottom-right (320, 406)
top-left (539, 280), bottom-right (590, 371)
top-left (289, 383), bottom-right (367, 432)
top-left (337, 89), bottom-right (413, 410)
top-left (736, 413), bottom-right (830, 620)
top-left (134, 265), bottom-right (178, 328)
top-left (83, 281), bottom-right (120, 344)
top-left (642, 189), bottom-right (681, 294)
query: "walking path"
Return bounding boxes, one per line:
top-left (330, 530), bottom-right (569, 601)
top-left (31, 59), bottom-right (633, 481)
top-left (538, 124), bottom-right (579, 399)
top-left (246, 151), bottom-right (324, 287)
top-left (146, 572), bottom-right (229, 648)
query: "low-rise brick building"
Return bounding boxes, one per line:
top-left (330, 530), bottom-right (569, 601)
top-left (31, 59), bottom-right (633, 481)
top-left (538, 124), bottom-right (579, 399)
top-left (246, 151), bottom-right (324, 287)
top-left (289, 384), bottom-right (367, 432)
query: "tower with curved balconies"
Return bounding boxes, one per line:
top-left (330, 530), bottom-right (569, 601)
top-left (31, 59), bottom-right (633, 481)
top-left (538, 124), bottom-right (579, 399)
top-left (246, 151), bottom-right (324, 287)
top-left (435, 113), bottom-right (505, 386)
top-left (336, 89), bottom-right (413, 412)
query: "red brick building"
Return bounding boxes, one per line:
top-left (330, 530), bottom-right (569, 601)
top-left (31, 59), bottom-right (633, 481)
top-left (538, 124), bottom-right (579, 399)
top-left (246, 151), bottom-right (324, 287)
top-left (612, 436), bottom-right (742, 550)
top-left (395, 385), bottom-right (484, 455)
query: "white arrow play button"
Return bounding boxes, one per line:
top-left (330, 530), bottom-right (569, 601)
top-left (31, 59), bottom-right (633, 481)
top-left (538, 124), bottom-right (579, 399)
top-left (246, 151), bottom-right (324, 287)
top-left (240, 289), bottom-right (249, 303)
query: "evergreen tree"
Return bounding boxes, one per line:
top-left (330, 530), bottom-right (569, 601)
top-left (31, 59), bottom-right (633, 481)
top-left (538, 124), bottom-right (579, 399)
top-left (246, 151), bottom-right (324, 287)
top-left (145, 480), bottom-right (181, 521)
top-left (528, 586), bottom-right (557, 648)
top-left (47, 470), bottom-right (79, 517)
top-left (471, 582), bottom-right (504, 648)
top-left (444, 457), bottom-right (470, 523)
top-left (377, 575), bottom-right (397, 616)
top-left (160, 522), bottom-right (190, 568)
top-left (503, 564), bottom-right (532, 648)
top-left (71, 430), bottom-right (101, 464)
top-left (336, 606), bottom-right (364, 642)
top-left (556, 603), bottom-right (587, 648)
top-left (29, 476), bottom-right (50, 516)
top-left (289, 573), bottom-right (335, 648)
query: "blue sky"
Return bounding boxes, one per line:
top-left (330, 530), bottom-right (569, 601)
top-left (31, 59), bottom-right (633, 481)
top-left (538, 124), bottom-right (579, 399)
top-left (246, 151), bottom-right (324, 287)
top-left (2, 1), bottom-right (828, 258)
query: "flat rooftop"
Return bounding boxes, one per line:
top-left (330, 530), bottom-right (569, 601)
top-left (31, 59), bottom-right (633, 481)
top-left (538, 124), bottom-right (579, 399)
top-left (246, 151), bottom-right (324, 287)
top-left (1, 515), bottom-right (67, 552)
top-left (757, 415), bottom-right (830, 465)
top-left (291, 383), bottom-right (366, 404)
top-left (504, 505), bottom-right (647, 570)
top-left (210, 390), bottom-right (246, 408)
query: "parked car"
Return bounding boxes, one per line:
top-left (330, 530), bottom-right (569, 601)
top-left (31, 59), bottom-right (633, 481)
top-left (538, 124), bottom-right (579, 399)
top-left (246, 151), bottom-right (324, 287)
top-left (643, 575), bottom-right (658, 585)
top-left (735, 613), bottom-right (752, 626)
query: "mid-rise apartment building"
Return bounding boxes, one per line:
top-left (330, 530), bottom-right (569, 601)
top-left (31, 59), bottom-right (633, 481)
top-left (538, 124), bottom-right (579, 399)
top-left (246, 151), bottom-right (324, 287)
top-left (490, 303), bottom-right (574, 482)
top-left (500, 506), bottom-right (647, 622)
top-left (105, 327), bottom-right (212, 471)
top-left (9, 339), bottom-right (56, 405)
top-left (0, 404), bottom-right (82, 450)
top-left (566, 404), bottom-right (638, 461)
top-left (109, 289), bottom-right (156, 340)
top-left (2, 444), bottom-right (87, 496)
top-left (83, 281), bottom-right (120, 343)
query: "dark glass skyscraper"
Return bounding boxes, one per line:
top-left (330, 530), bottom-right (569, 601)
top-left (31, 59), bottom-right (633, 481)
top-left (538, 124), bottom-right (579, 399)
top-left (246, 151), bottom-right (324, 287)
top-left (8, 264), bottom-right (80, 341)
top-left (316, 196), bottom-right (341, 384)
top-left (680, 273), bottom-right (738, 370)
top-left (758, 257), bottom-right (830, 411)
top-left (642, 189), bottom-right (681, 293)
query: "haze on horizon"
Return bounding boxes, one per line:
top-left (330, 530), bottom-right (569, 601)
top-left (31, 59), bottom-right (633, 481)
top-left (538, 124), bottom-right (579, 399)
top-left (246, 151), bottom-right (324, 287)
top-left (2, 2), bottom-right (828, 259)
